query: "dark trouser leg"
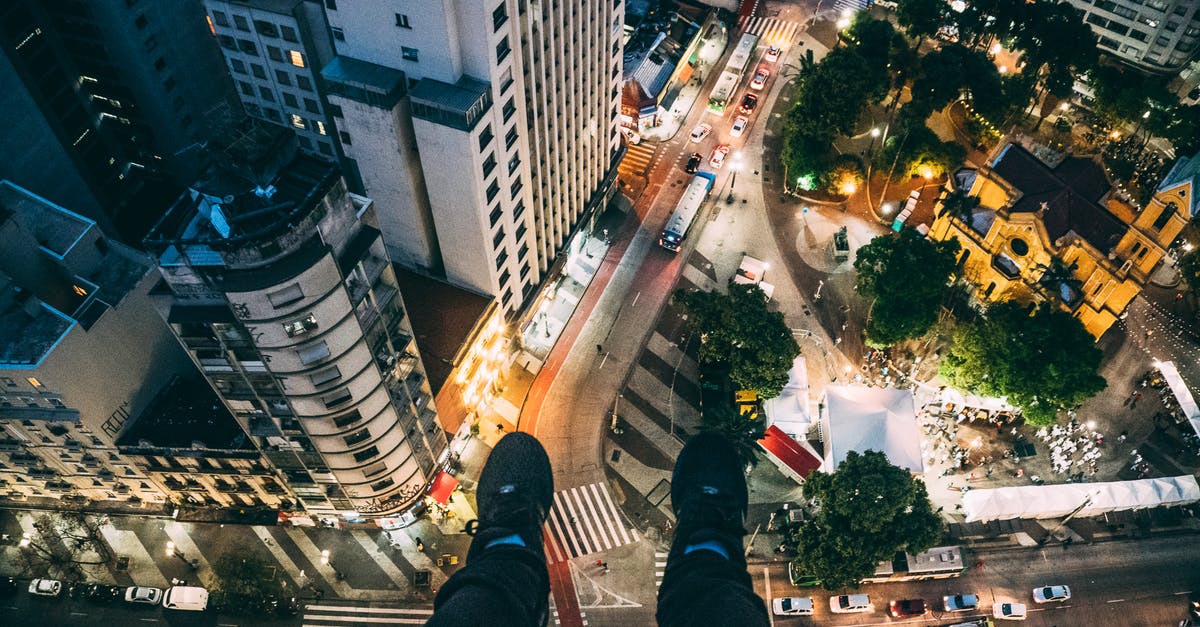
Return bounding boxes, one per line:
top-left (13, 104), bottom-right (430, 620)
top-left (427, 544), bottom-right (549, 627)
top-left (655, 542), bottom-right (769, 627)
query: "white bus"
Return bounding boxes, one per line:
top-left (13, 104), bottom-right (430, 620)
top-left (706, 33), bottom-right (759, 115)
top-left (727, 33), bottom-right (760, 76)
top-left (659, 172), bottom-right (716, 252)
top-left (707, 71), bottom-right (740, 115)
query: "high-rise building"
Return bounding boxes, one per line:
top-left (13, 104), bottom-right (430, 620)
top-left (320, 0), bottom-right (624, 315)
top-left (143, 121), bottom-right (447, 517)
top-left (0, 0), bottom-right (239, 242)
top-left (1064, 0), bottom-right (1199, 73)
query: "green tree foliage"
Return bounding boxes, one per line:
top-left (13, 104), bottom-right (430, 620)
top-left (895, 0), bottom-right (945, 45)
top-left (907, 44), bottom-right (1004, 118)
top-left (1179, 249), bottom-right (1200, 298)
top-left (939, 301), bottom-right (1107, 425)
top-left (675, 283), bottom-right (800, 399)
top-left (874, 121), bottom-right (967, 182)
top-left (845, 16), bottom-right (901, 102)
top-left (786, 450), bottom-right (942, 589)
top-left (211, 551), bottom-right (286, 615)
top-left (824, 154), bottom-right (865, 195)
top-left (854, 228), bottom-right (960, 347)
top-left (1013, 1), bottom-right (1097, 101)
top-left (16, 511), bottom-right (112, 580)
top-left (699, 403), bottom-right (767, 468)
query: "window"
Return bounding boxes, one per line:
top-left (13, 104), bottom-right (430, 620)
top-left (370, 478), bottom-right (395, 491)
top-left (479, 124), bottom-right (494, 150)
top-left (231, 58), bottom-right (246, 74)
top-left (512, 200), bottom-right (526, 221)
top-left (153, 56), bottom-right (166, 71)
top-left (327, 103), bottom-right (342, 117)
top-left (237, 39), bottom-right (257, 55)
top-left (238, 80), bottom-right (254, 96)
top-left (395, 13), bottom-right (411, 28)
top-left (508, 154), bottom-right (520, 175)
top-left (281, 25), bottom-right (297, 42)
top-left (339, 131), bottom-right (352, 145)
top-left (296, 341), bottom-right (330, 365)
top-left (402, 46), bottom-right (419, 61)
top-left (325, 0), bottom-right (337, 10)
top-left (212, 10), bottom-right (229, 27)
top-left (254, 20), bottom-right (279, 38)
top-left (164, 76), bottom-right (177, 91)
top-left (258, 86), bottom-right (275, 101)
top-left (496, 36), bottom-right (511, 62)
top-left (282, 91), bottom-right (298, 107)
top-left (288, 50), bottom-right (305, 67)
top-left (499, 67), bottom-right (514, 93)
top-left (493, 4), bottom-right (509, 31)
top-left (353, 446), bottom-right (380, 463)
top-left (489, 204), bottom-right (503, 227)
top-left (233, 14), bottom-right (250, 31)
top-left (304, 97), bottom-right (320, 113)
top-left (322, 388), bottom-right (353, 408)
top-left (343, 428), bottom-right (371, 446)
top-left (275, 69), bottom-right (291, 85)
top-left (332, 26), bottom-right (345, 41)
top-left (268, 46), bottom-right (283, 62)
top-left (316, 120), bottom-right (326, 135)
top-left (290, 114), bottom-right (306, 129)
top-left (482, 153), bottom-right (497, 177)
top-left (296, 75), bottom-right (313, 91)
top-left (505, 125), bottom-right (518, 149)
top-left (510, 179), bottom-right (524, 199)
top-left (310, 366), bottom-right (342, 387)
top-left (267, 283), bottom-right (304, 307)
top-left (502, 97), bottom-right (515, 121)
top-left (486, 180), bottom-right (500, 202)
top-left (332, 410), bottom-right (362, 428)
top-left (251, 63), bottom-right (266, 79)
top-left (219, 35), bottom-right (236, 50)
top-left (1152, 202), bottom-right (1177, 231)
top-left (135, 14), bottom-right (148, 30)
top-left (493, 228), bottom-right (506, 248)
top-left (283, 314), bottom-right (318, 337)
top-left (318, 141), bottom-right (332, 155)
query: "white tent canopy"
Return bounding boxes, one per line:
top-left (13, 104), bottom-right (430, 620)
top-left (820, 386), bottom-right (924, 474)
top-left (961, 476), bottom-right (1200, 522)
top-left (1154, 360), bottom-right (1200, 437)
top-left (765, 357), bottom-right (811, 441)
top-left (937, 388), bottom-right (1016, 413)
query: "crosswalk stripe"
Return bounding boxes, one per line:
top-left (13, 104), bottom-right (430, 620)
top-left (590, 483), bottom-right (621, 548)
top-left (574, 486), bottom-right (609, 551)
top-left (655, 551), bottom-right (668, 588)
top-left (304, 605), bottom-right (433, 615)
top-left (543, 482), bottom-right (639, 563)
top-left (303, 617), bottom-right (425, 625)
top-left (597, 481), bottom-right (635, 545)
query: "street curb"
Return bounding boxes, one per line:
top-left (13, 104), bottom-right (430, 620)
top-left (963, 525), bottom-right (1200, 555)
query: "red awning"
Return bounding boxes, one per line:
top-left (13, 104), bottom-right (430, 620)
top-left (758, 425), bottom-right (822, 480)
top-left (427, 470), bottom-right (459, 504)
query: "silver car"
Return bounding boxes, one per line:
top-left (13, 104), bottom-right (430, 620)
top-left (124, 586), bottom-right (163, 605)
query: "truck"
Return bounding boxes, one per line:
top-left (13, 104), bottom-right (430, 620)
top-left (733, 253), bottom-right (775, 301)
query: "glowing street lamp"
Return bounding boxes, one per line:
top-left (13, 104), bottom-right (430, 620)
top-left (166, 541), bottom-right (199, 570)
top-left (19, 532), bottom-right (31, 548)
top-left (870, 127), bottom-right (881, 138)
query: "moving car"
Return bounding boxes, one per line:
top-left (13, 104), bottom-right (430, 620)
top-left (709, 145), bottom-right (730, 169)
top-left (750, 67), bottom-right (770, 90)
top-left (730, 115), bottom-right (748, 138)
top-left (739, 93), bottom-right (758, 115)
top-left (944, 593), bottom-right (979, 612)
top-left (685, 152), bottom-right (702, 174)
top-left (764, 45), bottom-right (781, 63)
top-left (1032, 585), bottom-right (1071, 603)
top-left (829, 593), bottom-right (872, 614)
top-left (125, 586), bottom-right (163, 605)
top-left (772, 596), bottom-right (814, 616)
top-left (888, 598), bottom-right (927, 617)
top-left (994, 602), bottom-right (1027, 620)
top-left (28, 579), bottom-right (62, 597)
top-left (690, 123), bottom-right (712, 143)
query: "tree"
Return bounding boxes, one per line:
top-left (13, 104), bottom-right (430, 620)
top-left (786, 450), bottom-right (942, 589)
top-left (854, 228), bottom-right (960, 347)
top-left (15, 510), bottom-right (113, 580)
top-left (1012, 1), bottom-right (1097, 125)
top-left (211, 551), bottom-right (287, 614)
top-left (937, 188), bottom-right (981, 223)
top-left (874, 121), bottom-right (967, 182)
top-left (675, 283), bottom-right (800, 398)
top-left (939, 301), bottom-right (1107, 425)
top-left (699, 403), bottom-right (767, 468)
top-left (895, 0), bottom-right (945, 47)
top-left (824, 154), bottom-right (864, 196)
top-left (1179, 249), bottom-right (1200, 298)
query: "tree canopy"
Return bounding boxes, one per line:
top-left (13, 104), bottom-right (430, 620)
top-left (675, 283), bottom-right (800, 399)
top-left (939, 301), bottom-right (1107, 425)
top-left (211, 551), bottom-right (287, 614)
top-left (1179, 249), bottom-right (1200, 298)
top-left (854, 228), bottom-right (960, 347)
top-left (699, 403), bottom-right (766, 468)
top-left (786, 450), bottom-right (942, 589)
top-left (16, 511), bottom-right (112, 580)
top-left (895, 0), bottom-right (945, 44)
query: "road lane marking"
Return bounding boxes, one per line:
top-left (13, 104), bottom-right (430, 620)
top-left (1107, 599), bottom-right (1125, 603)
top-left (763, 566), bottom-right (773, 627)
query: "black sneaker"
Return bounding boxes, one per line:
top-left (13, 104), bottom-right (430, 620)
top-left (464, 432), bottom-right (554, 561)
top-left (668, 431), bottom-right (748, 559)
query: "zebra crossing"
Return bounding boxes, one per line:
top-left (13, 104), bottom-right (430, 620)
top-left (831, 0), bottom-right (872, 17)
top-left (552, 608), bottom-right (589, 626)
top-left (542, 482), bottom-right (640, 563)
top-left (618, 141), bottom-right (656, 178)
top-left (741, 17), bottom-right (802, 47)
top-left (300, 602), bottom-right (433, 626)
top-left (654, 550), bottom-right (668, 588)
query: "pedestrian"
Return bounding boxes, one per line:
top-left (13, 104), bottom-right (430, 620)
top-left (596, 344), bottom-right (603, 355)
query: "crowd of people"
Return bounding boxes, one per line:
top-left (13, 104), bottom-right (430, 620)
top-left (1034, 417), bottom-right (1104, 479)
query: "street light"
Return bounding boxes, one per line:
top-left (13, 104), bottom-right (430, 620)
top-left (320, 549), bottom-right (344, 580)
top-left (727, 159), bottom-right (742, 203)
top-left (166, 541), bottom-right (198, 570)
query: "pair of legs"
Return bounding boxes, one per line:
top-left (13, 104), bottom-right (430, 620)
top-left (427, 432), bottom-right (769, 627)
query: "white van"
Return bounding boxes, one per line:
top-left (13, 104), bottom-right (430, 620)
top-left (162, 586), bottom-right (209, 611)
top-left (830, 593), bottom-right (872, 613)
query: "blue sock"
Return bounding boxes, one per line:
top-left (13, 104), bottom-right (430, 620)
top-left (485, 533), bottom-right (526, 549)
top-left (683, 540), bottom-right (729, 559)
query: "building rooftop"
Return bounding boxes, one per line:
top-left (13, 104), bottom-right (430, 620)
top-left (321, 56), bottom-right (407, 108)
top-left (0, 181), bottom-right (94, 258)
top-left (1158, 150), bottom-right (1200, 218)
top-left (392, 267), bottom-right (493, 394)
top-left (410, 76), bottom-right (493, 132)
top-left (117, 374), bottom-right (250, 450)
top-left (0, 273), bottom-right (75, 369)
top-left (988, 143), bottom-right (1127, 253)
top-left (214, 0), bottom-right (305, 16)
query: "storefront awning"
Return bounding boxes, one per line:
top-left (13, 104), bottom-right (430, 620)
top-left (759, 425), bottom-right (822, 480)
top-left (427, 470), bottom-right (459, 504)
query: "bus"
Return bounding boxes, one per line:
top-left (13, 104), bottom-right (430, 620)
top-left (659, 172), bottom-right (716, 252)
top-left (707, 71), bottom-right (740, 114)
top-left (727, 33), bottom-right (759, 77)
top-left (788, 545), bottom-right (966, 587)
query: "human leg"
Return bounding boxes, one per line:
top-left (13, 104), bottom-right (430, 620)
top-left (428, 432), bottom-right (554, 627)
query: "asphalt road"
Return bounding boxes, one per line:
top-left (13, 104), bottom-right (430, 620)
top-left (752, 536), bottom-right (1200, 626)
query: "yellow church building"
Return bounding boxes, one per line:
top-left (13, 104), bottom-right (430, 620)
top-left (929, 139), bottom-right (1190, 339)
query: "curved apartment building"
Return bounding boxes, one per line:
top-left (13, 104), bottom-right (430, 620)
top-left (144, 122), bottom-right (445, 517)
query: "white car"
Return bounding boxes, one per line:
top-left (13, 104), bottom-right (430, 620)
top-left (772, 596), bottom-right (814, 616)
top-left (125, 586), bottom-right (163, 605)
top-left (689, 123), bottom-right (712, 143)
top-left (829, 593), bottom-right (872, 613)
top-left (709, 144), bottom-right (730, 169)
top-left (28, 579), bottom-right (62, 597)
top-left (1032, 585), bottom-right (1071, 603)
top-left (994, 602), bottom-right (1028, 620)
top-left (730, 115), bottom-right (748, 138)
top-left (764, 45), bottom-right (781, 63)
top-left (750, 67), bottom-right (770, 90)
top-left (943, 593), bottom-right (979, 611)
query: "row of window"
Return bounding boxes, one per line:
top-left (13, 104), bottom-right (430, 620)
top-left (217, 34), bottom-right (306, 68)
top-left (210, 9), bottom-right (300, 43)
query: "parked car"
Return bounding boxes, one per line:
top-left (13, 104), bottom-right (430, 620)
top-left (750, 67), bottom-right (770, 90)
top-left (685, 152), bottom-right (702, 174)
top-left (709, 145), bottom-right (730, 169)
top-left (88, 584), bottom-right (123, 604)
top-left (124, 586), bottom-right (163, 605)
top-left (829, 593), bottom-right (872, 614)
top-left (739, 93), bottom-right (758, 115)
top-left (690, 123), bottom-right (712, 143)
top-left (730, 115), bottom-right (748, 138)
top-left (1032, 585), bottom-right (1071, 603)
top-left (888, 598), bottom-right (927, 617)
top-left (772, 596), bottom-right (814, 616)
top-left (943, 593), bottom-right (979, 612)
top-left (28, 579), bottom-right (62, 597)
top-left (764, 45), bottom-right (781, 63)
top-left (994, 602), bottom-right (1028, 620)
